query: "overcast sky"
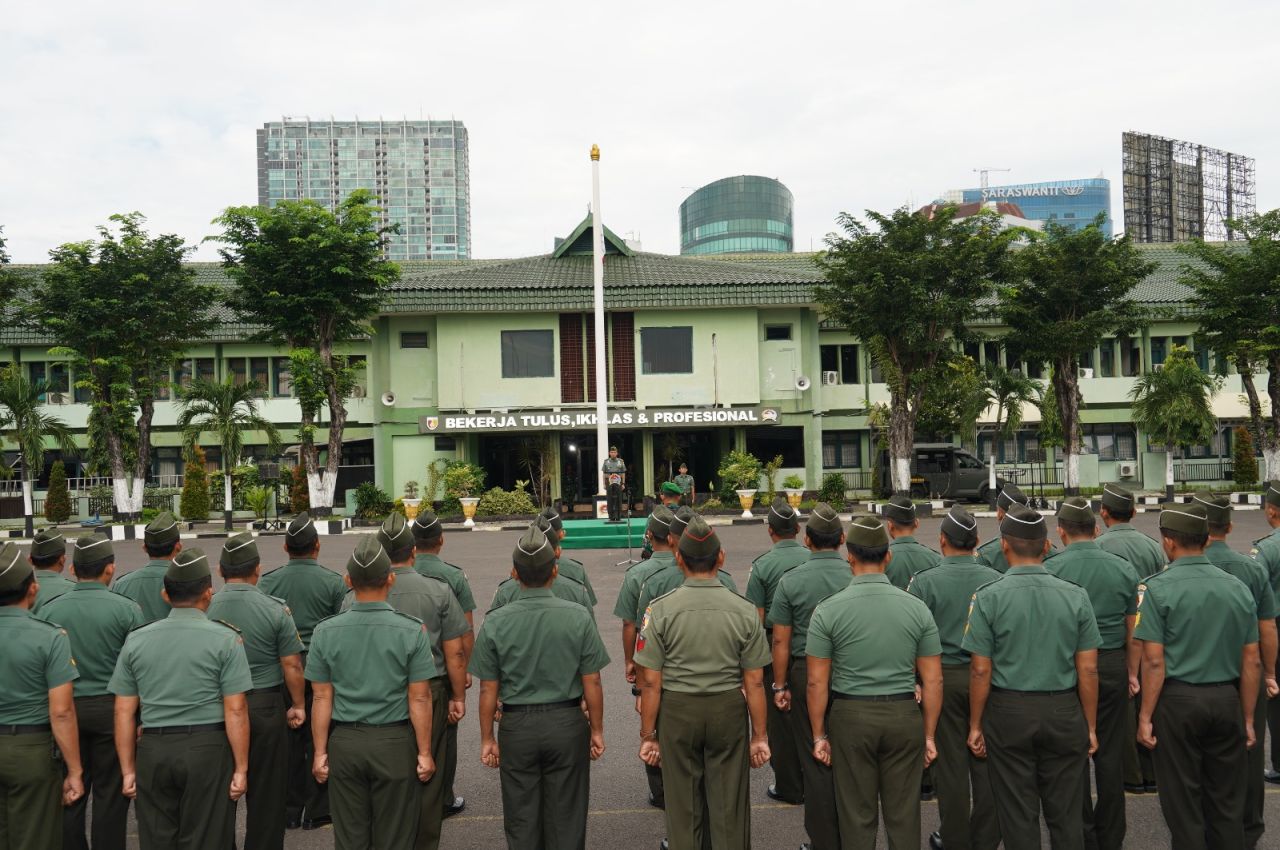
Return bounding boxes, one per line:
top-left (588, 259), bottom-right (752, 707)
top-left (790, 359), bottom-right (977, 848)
top-left (3, 0), bottom-right (1277, 263)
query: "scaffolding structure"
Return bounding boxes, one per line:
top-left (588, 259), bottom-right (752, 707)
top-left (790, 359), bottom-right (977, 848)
top-left (1122, 131), bottom-right (1255, 242)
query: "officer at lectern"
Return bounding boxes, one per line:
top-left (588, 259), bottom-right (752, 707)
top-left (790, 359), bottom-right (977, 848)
top-left (602, 446), bottom-right (627, 522)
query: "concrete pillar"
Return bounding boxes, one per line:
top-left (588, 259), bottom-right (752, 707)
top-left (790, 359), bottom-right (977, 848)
top-left (641, 431), bottom-right (656, 495)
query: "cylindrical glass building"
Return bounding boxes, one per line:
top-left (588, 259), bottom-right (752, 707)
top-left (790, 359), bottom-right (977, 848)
top-left (679, 176), bottom-right (794, 255)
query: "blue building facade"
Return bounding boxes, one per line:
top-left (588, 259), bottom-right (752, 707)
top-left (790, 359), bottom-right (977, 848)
top-left (957, 178), bottom-right (1111, 237)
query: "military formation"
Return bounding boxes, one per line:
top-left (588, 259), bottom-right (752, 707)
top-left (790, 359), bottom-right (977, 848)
top-left (1, 480), bottom-right (1279, 850)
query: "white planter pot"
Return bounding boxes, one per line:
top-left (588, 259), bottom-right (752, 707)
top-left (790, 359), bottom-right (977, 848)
top-left (460, 497), bottom-right (480, 528)
top-left (735, 489), bottom-right (758, 520)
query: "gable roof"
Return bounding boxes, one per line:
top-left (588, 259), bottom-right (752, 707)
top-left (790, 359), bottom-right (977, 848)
top-left (550, 215), bottom-right (635, 258)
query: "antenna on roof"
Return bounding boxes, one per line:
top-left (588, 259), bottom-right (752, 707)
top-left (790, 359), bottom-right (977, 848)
top-left (974, 167), bottom-right (1011, 189)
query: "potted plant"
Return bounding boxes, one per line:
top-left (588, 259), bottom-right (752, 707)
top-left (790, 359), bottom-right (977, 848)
top-left (782, 474), bottom-right (806, 510)
top-left (402, 480), bottom-right (421, 520)
top-left (717, 450), bottom-right (762, 519)
top-left (243, 485), bottom-right (273, 531)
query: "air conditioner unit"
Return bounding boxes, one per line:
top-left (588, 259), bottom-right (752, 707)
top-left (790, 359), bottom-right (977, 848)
top-left (1152, 363), bottom-right (1164, 371)
top-left (46, 392), bottom-right (66, 405)
top-left (822, 371), bottom-right (839, 386)
top-left (1077, 368), bottom-right (1094, 380)
top-left (1117, 461), bottom-right (1137, 478)
top-left (351, 385), bottom-right (367, 399)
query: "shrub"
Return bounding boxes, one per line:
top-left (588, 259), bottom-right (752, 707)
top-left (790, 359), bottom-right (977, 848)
top-left (818, 472), bottom-right (848, 510)
top-left (44, 460), bottom-right (72, 523)
top-left (694, 497), bottom-right (724, 513)
top-left (476, 486), bottom-right (537, 517)
top-left (392, 498), bottom-right (407, 518)
top-left (287, 465), bottom-right (310, 513)
top-left (782, 474), bottom-right (805, 490)
top-left (243, 485), bottom-right (273, 524)
top-left (354, 481), bottom-right (394, 520)
top-left (716, 450), bottom-right (763, 501)
top-left (443, 461), bottom-right (485, 499)
top-left (179, 446), bottom-right (211, 521)
top-left (1234, 427), bottom-right (1259, 489)
top-left (761, 454), bottom-right (784, 503)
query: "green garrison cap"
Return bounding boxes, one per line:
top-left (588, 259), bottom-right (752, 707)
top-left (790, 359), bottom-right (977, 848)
top-left (30, 528), bottom-right (66, 560)
top-left (940, 505), bottom-right (978, 547)
top-left (668, 506), bottom-right (695, 538)
top-left (286, 512), bottom-right (319, 549)
top-left (806, 502), bottom-right (843, 536)
top-left (514, 526), bottom-right (556, 570)
top-left (1159, 503), bottom-right (1209, 536)
top-left (767, 497), bottom-right (800, 535)
top-left (533, 514), bottom-right (562, 547)
top-left (412, 511), bottom-right (443, 541)
top-left (1192, 491), bottom-right (1231, 526)
top-left (997, 484), bottom-right (1028, 511)
top-left (378, 513), bottom-right (414, 553)
top-left (847, 516), bottom-right (890, 548)
top-left (660, 481), bottom-right (683, 497)
top-left (220, 533), bottom-right (259, 570)
top-left (1001, 504), bottom-right (1047, 541)
top-left (1266, 482), bottom-right (1280, 509)
top-left (1057, 497), bottom-right (1095, 526)
top-left (144, 511), bottom-right (180, 547)
top-left (347, 536), bottom-right (391, 583)
top-left (167, 547), bottom-right (212, 583)
top-left (882, 495), bottom-right (916, 524)
top-left (538, 507), bottom-right (564, 533)
top-left (1101, 484), bottom-right (1135, 514)
top-left (0, 542), bottom-right (33, 592)
top-left (646, 505), bottom-right (674, 539)
top-left (678, 515), bottom-right (721, 559)
top-left (72, 534), bottom-right (114, 568)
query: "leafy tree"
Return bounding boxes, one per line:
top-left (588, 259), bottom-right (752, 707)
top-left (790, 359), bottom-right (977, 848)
top-left (43, 460), bottom-right (72, 523)
top-left (180, 445), bottom-right (211, 522)
top-left (915, 356), bottom-right (989, 444)
top-left (176, 378), bottom-right (280, 531)
top-left (817, 206), bottom-right (1015, 494)
top-left (210, 192), bottom-right (398, 514)
top-left (1178, 210), bottom-right (1280, 482)
top-left (1036, 377), bottom-right (1066, 450)
top-left (817, 472), bottom-right (848, 510)
top-left (1233, 426), bottom-right (1259, 489)
top-left (984, 362), bottom-right (1042, 442)
top-left (1129, 347), bottom-right (1219, 499)
top-left (287, 465), bottom-right (310, 513)
top-left (0, 226), bottom-right (15, 305)
top-left (999, 217), bottom-right (1155, 494)
top-left (0, 366), bottom-right (77, 536)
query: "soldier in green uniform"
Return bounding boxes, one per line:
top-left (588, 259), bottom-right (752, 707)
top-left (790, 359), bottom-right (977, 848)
top-left (111, 511), bottom-right (182, 623)
top-left (0, 541), bottom-right (84, 850)
top-left (1135, 503), bottom-right (1260, 848)
top-left (471, 525), bottom-right (610, 849)
top-left (1044, 497), bottom-right (1141, 850)
top-left (206, 532), bottom-right (307, 850)
top-left (109, 547), bottom-right (252, 849)
top-left (636, 524), bottom-right (736, 618)
top-left (907, 505), bottom-right (1001, 850)
top-left (964, 505), bottom-right (1101, 850)
top-left (882, 495), bottom-right (941, 589)
top-left (539, 507), bottom-right (597, 604)
top-left (39, 536), bottom-right (141, 850)
top-left (411, 510), bottom-right (475, 817)
top-left (744, 497), bottom-right (808, 806)
top-left (976, 485), bottom-right (1058, 573)
top-left (307, 536), bottom-right (438, 850)
top-left (28, 527), bottom-right (74, 614)
top-left (259, 512), bottom-right (346, 831)
top-left (673, 463), bottom-right (696, 506)
top-left (603, 445), bottom-right (627, 522)
top-left (640, 487), bottom-right (682, 561)
top-left (491, 520), bottom-right (593, 613)
top-left (1198, 492), bottom-right (1277, 848)
top-left (769, 503), bottom-right (853, 850)
top-left (1255, 483), bottom-right (1280, 783)
top-left (635, 515), bottom-right (772, 850)
top-left (807, 516), bottom-right (943, 850)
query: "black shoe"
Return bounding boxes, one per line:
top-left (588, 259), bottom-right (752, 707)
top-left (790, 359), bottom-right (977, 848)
top-left (660, 841), bottom-right (669, 850)
top-left (1266, 769), bottom-right (1280, 784)
top-left (286, 817), bottom-right (302, 830)
top-left (648, 792), bottom-right (665, 809)
top-left (767, 784), bottom-right (803, 804)
top-left (1123, 782), bottom-right (1145, 793)
top-left (1144, 781), bottom-right (1158, 793)
top-left (302, 815), bottom-right (333, 830)
top-left (920, 784), bottom-right (935, 802)
top-left (444, 796), bottom-right (465, 818)
top-left (930, 831), bottom-right (944, 850)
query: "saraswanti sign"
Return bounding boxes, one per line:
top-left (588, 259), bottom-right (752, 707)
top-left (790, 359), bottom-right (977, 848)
top-left (420, 407), bottom-right (781, 434)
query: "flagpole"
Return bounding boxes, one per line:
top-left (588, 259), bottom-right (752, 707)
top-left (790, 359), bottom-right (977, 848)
top-left (591, 144), bottom-right (609, 500)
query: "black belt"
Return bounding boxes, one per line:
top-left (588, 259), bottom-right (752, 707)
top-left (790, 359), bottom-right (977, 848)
top-left (501, 699), bottom-right (580, 713)
top-left (1166, 678), bottom-right (1236, 689)
top-left (332, 719), bottom-right (409, 728)
top-left (144, 722), bottom-right (226, 735)
top-left (832, 691), bottom-right (915, 702)
top-left (992, 686), bottom-right (1075, 696)
top-left (246, 686), bottom-right (282, 696)
top-left (0, 723), bottom-right (51, 735)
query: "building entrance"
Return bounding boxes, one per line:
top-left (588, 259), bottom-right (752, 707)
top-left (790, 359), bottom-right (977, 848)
top-left (560, 432), bottom-right (641, 512)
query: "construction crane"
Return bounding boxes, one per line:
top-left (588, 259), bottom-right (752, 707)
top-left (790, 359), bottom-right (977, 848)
top-left (973, 167), bottom-right (1011, 189)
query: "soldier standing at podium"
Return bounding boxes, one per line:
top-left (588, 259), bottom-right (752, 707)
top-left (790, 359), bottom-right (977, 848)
top-left (602, 446), bottom-right (627, 522)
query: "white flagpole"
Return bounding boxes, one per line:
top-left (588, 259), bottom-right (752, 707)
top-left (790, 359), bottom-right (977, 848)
top-left (591, 144), bottom-right (609, 499)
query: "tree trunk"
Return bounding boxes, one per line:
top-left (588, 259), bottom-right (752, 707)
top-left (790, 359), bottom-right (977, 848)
top-left (318, 340), bottom-right (347, 516)
top-left (131, 394), bottom-right (156, 520)
top-left (1165, 445), bottom-right (1175, 501)
top-left (1054, 360), bottom-right (1082, 496)
top-left (1266, 356), bottom-right (1280, 483)
top-left (22, 475), bottom-right (34, 538)
top-left (129, 478), bottom-right (145, 519)
top-left (223, 464), bottom-right (234, 531)
top-left (888, 386), bottom-right (915, 496)
top-left (105, 425), bottom-right (130, 520)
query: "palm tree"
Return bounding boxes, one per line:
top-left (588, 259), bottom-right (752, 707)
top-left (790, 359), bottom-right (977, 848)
top-left (0, 367), bottom-right (77, 536)
top-left (985, 363), bottom-right (1042, 441)
top-left (176, 378), bottom-right (280, 530)
top-left (1129, 347), bottom-right (1219, 501)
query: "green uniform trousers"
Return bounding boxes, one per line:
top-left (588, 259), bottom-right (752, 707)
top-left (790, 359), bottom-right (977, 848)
top-left (658, 689), bottom-right (751, 850)
top-left (934, 665), bottom-right (999, 850)
top-left (1083, 649), bottom-right (1128, 850)
top-left (1123, 697), bottom-right (1157, 787)
top-left (329, 723), bottom-right (423, 850)
top-left (497, 704), bottom-right (591, 849)
top-left (762, 659), bottom-right (803, 802)
top-left (443, 721), bottom-right (459, 807)
top-left (65, 694), bottom-right (128, 850)
top-left (0, 730), bottom-right (62, 850)
top-left (829, 697), bottom-right (924, 850)
top-left (415, 679), bottom-right (447, 850)
top-left (788, 657), bottom-right (841, 850)
top-left (983, 689), bottom-right (1088, 850)
top-left (245, 688), bottom-right (288, 850)
top-left (286, 658), bottom-right (329, 823)
top-left (1247, 681), bottom-right (1266, 849)
top-left (135, 727), bottom-right (237, 850)
top-left (1150, 680), bottom-right (1246, 850)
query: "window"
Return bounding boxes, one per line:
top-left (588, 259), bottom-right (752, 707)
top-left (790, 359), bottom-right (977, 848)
top-left (819, 344), bottom-right (860, 384)
top-left (48, 363), bottom-right (70, 394)
top-left (196, 358), bottom-right (215, 384)
top-left (400, 331), bottom-right (429, 348)
top-left (1150, 337), bottom-right (1167, 366)
top-left (822, 430), bottom-right (862, 468)
top-left (640, 327), bottom-right (693, 374)
top-left (746, 426), bottom-right (804, 467)
top-left (228, 359), bottom-right (248, 386)
top-left (272, 357), bottom-right (293, 397)
top-left (1100, 341), bottom-right (1116, 377)
top-left (982, 341), bottom-right (1002, 368)
top-left (345, 355), bottom-right (368, 396)
top-left (28, 361), bottom-right (46, 386)
top-left (764, 325), bottom-right (792, 341)
top-left (501, 330), bottom-right (555, 378)
top-left (74, 371), bottom-right (91, 404)
top-left (250, 358), bottom-right (270, 394)
top-left (174, 359), bottom-right (192, 390)
top-left (1120, 336), bottom-right (1141, 377)
top-left (434, 437), bottom-right (456, 452)
top-left (1083, 424), bottom-right (1137, 461)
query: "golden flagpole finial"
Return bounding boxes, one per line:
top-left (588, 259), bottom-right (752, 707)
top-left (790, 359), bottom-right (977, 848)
top-left (590, 144), bottom-right (600, 161)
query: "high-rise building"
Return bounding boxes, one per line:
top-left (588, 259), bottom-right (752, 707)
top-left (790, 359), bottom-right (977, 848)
top-left (257, 118), bottom-right (471, 260)
top-left (679, 176), bottom-right (794, 255)
top-left (1121, 131), bottom-right (1255, 243)
top-left (939, 177), bottom-right (1112, 238)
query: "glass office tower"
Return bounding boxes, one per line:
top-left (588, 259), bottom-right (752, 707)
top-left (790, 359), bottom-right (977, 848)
top-left (679, 175), bottom-right (794, 255)
top-left (951, 178), bottom-right (1111, 237)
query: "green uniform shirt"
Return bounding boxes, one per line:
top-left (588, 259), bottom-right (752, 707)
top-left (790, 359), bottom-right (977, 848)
top-left (602, 457), bottom-right (627, 482)
top-left (339, 568), bottom-right (468, 675)
top-left (633, 578), bottom-right (770, 693)
top-left (1252, 528), bottom-right (1280, 599)
top-left (613, 553), bottom-right (673, 624)
top-left (557, 555), bottom-right (597, 605)
top-left (0, 608), bottom-right (78, 724)
top-left (490, 574), bottom-right (593, 614)
top-left (206, 584), bottom-right (305, 690)
top-left (1205, 540), bottom-right (1277, 621)
top-left (109, 608), bottom-right (252, 727)
top-left (1134, 556), bottom-right (1259, 683)
top-left (38, 583), bottom-right (143, 697)
top-left (1097, 523), bottom-right (1167, 579)
top-left (32, 570), bottom-right (75, 615)
top-left (258, 558), bottom-right (347, 649)
top-left (112, 561), bottom-right (172, 624)
top-left (304, 601), bottom-right (437, 724)
top-left (636, 561), bottom-right (736, 618)
top-left (1045, 541), bottom-right (1141, 650)
top-left (906, 555), bottom-right (1001, 665)
top-left (745, 539), bottom-right (810, 615)
top-left (469, 587), bottom-right (610, 703)
top-left (412, 553), bottom-right (476, 613)
top-left (808, 573), bottom-right (941, 695)
top-left (673, 474), bottom-right (695, 495)
top-left (885, 536), bottom-right (942, 590)
top-left (962, 565), bottom-right (1102, 691)
top-left (977, 536), bottom-right (1059, 574)
top-left (768, 551), bottom-right (852, 655)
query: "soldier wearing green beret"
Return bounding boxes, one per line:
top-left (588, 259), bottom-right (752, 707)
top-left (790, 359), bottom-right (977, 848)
top-left (602, 446), bottom-right (627, 522)
top-left (906, 505), bottom-right (1002, 850)
top-left (0, 541), bottom-right (84, 850)
top-left (881, 495), bottom-right (941, 590)
top-left (539, 507), bottom-right (597, 604)
top-left (470, 526), bottom-right (610, 849)
top-left (206, 533), bottom-right (307, 850)
top-left (1253, 483), bottom-right (1280, 784)
top-left (807, 516), bottom-right (943, 850)
top-left (259, 512), bottom-right (345, 830)
top-left (964, 505), bottom-right (1101, 850)
top-left (28, 527), bottom-right (74, 615)
top-left (745, 498), bottom-right (808, 806)
top-left (307, 536), bottom-right (438, 849)
top-left (112, 510), bottom-right (183, 623)
top-left (976, 485), bottom-right (1057, 573)
top-left (673, 463), bottom-right (696, 506)
top-left (636, 516), bottom-right (772, 850)
top-left (39, 535), bottom-right (141, 850)
top-left (1135, 503), bottom-right (1260, 848)
top-left (109, 547), bottom-right (253, 849)
top-left (1044, 497), bottom-right (1141, 850)
top-left (491, 520), bottom-right (593, 614)
top-left (640, 489), bottom-right (682, 561)
top-left (769, 503), bottom-right (852, 850)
